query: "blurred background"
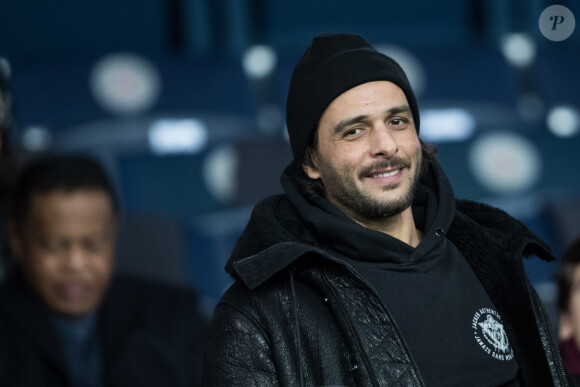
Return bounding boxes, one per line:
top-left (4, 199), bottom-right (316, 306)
top-left (1, 0), bottom-right (579, 315)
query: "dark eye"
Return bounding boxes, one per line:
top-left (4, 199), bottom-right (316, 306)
top-left (83, 237), bottom-right (110, 253)
top-left (389, 117), bottom-right (409, 127)
top-left (343, 128), bottom-right (363, 137)
top-left (40, 238), bottom-right (65, 253)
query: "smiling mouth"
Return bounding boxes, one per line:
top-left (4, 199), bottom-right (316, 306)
top-left (369, 169), bottom-right (401, 178)
top-left (361, 158), bottom-right (410, 179)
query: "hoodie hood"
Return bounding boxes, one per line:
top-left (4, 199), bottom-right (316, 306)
top-left (280, 159), bottom-right (456, 264)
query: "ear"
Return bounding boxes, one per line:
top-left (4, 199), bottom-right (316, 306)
top-left (302, 149), bottom-right (321, 180)
top-left (303, 163), bottom-right (321, 180)
top-left (559, 312), bottom-right (574, 341)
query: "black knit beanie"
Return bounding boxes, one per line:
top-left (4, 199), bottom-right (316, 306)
top-left (286, 33), bottom-right (420, 166)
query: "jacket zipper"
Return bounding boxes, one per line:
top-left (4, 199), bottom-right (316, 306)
top-left (534, 290), bottom-right (570, 386)
top-left (516, 243), bottom-right (569, 386)
top-left (289, 270), bottom-right (306, 387)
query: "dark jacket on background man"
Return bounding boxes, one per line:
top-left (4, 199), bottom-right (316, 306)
top-left (203, 162), bottom-right (569, 386)
top-left (0, 271), bottom-right (207, 387)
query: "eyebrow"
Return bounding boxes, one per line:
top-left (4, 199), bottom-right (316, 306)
top-left (333, 105), bottom-right (412, 136)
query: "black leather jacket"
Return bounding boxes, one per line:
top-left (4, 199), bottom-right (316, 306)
top-left (203, 195), bottom-right (569, 386)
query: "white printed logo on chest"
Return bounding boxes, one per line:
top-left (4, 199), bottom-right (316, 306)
top-left (472, 308), bottom-right (514, 361)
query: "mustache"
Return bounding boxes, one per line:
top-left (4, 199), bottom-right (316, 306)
top-left (358, 157), bottom-right (411, 178)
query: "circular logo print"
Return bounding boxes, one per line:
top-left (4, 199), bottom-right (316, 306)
top-left (472, 308), bottom-right (514, 361)
top-left (539, 5), bottom-right (576, 41)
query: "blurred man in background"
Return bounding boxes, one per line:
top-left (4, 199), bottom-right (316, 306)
top-left (0, 154), bottom-right (207, 386)
top-left (557, 236), bottom-right (580, 385)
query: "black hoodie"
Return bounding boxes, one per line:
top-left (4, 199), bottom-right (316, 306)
top-left (281, 160), bottom-right (520, 386)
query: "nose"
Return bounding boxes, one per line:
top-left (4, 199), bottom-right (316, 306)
top-left (63, 245), bottom-right (88, 272)
top-left (369, 125), bottom-right (398, 158)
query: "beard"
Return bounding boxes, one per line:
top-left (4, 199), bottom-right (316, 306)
top-left (318, 155), bottom-right (422, 220)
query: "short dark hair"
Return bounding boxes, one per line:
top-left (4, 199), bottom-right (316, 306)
top-left (556, 236), bottom-right (580, 313)
top-left (9, 154), bottom-right (119, 222)
top-left (299, 130), bottom-right (438, 198)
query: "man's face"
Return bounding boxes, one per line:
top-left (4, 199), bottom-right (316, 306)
top-left (10, 189), bottom-right (117, 316)
top-left (303, 81), bottom-right (422, 223)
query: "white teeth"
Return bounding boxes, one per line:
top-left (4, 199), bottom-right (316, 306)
top-left (374, 169), bottom-right (399, 178)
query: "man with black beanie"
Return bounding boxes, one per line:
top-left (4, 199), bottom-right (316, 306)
top-left (203, 33), bottom-right (570, 386)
